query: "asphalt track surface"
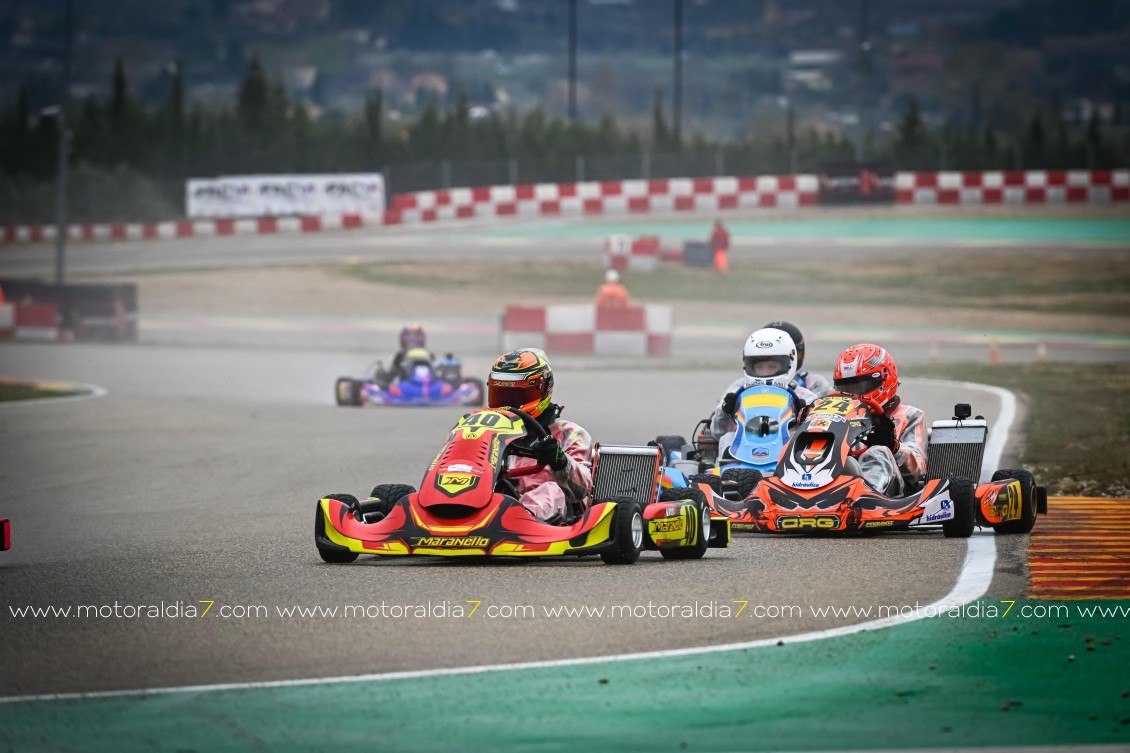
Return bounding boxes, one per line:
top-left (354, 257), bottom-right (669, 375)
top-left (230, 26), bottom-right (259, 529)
top-left (0, 341), bottom-right (1021, 698)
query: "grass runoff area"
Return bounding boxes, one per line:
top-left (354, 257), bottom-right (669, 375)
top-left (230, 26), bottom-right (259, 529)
top-left (339, 249), bottom-right (1130, 317)
top-left (912, 362), bottom-right (1130, 497)
top-left (0, 379), bottom-right (86, 402)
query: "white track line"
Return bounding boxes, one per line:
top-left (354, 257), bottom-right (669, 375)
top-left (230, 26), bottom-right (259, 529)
top-left (0, 380), bottom-right (1016, 705)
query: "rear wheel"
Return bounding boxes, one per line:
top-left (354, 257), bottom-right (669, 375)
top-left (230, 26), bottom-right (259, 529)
top-left (356, 483), bottom-right (417, 521)
top-left (721, 467), bottom-right (763, 499)
top-left (335, 378), bottom-right (360, 406)
top-left (990, 469), bottom-right (1038, 534)
top-left (315, 494), bottom-right (360, 563)
top-left (600, 498), bottom-right (645, 565)
top-left (942, 479), bottom-right (976, 538)
top-left (657, 486), bottom-right (711, 560)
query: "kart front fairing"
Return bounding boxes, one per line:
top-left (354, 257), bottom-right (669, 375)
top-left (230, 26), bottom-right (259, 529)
top-left (719, 385), bottom-right (799, 472)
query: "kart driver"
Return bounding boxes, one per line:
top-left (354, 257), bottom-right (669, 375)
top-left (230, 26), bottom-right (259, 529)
top-left (832, 343), bottom-right (928, 497)
top-left (709, 327), bottom-right (817, 440)
top-left (486, 348), bottom-right (594, 523)
top-left (389, 323), bottom-right (436, 382)
top-left (763, 320), bottom-right (832, 397)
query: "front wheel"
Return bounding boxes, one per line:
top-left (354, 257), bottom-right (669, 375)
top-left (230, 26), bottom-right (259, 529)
top-left (942, 478), bottom-right (976, 538)
top-left (721, 467), bottom-right (763, 499)
top-left (600, 498), bottom-right (645, 565)
top-left (990, 468), bottom-right (1037, 534)
top-left (356, 483), bottom-right (417, 521)
top-left (657, 486), bottom-right (711, 560)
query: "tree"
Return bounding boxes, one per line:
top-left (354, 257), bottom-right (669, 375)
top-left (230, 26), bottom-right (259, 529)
top-left (238, 54), bottom-right (270, 134)
top-left (652, 88), bottom-right (670, 151)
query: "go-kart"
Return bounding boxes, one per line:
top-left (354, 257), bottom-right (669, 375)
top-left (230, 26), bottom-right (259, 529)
top-left (655, 384), bottom-right (801, 520)
top-left (315, 407), bottom-right (731, 564)
top-left (698, 394), bottom-right (1044, 535)
top-left (334, 349), bottom-right (484, 407)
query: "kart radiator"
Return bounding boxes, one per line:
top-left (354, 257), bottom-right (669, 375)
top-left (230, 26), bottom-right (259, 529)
top-left (591, 444), bottom-right (661, 507)
top-left (926, 419), bottom-right (987, 483)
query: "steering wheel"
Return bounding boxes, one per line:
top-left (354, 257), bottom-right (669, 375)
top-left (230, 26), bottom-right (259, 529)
top-left (493, 408), bottom-right (550, 496)
top-left (823, 392), bottom-right (887, 457)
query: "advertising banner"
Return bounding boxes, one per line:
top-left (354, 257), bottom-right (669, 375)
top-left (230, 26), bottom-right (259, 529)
top-left (186, 174), bottom-right (386, 218)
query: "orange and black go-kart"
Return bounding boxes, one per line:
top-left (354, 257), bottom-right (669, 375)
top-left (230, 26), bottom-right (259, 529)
top-left (689, 394), bottom-right (1045, 536)
top-left (314, 407), bottom-right (732, 564)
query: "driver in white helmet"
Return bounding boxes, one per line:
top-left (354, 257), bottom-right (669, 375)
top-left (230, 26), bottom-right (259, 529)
top-left (709, 327), bottom-right (817, 440)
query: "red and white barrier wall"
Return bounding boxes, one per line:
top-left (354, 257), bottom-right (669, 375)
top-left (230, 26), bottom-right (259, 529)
top-left (0, 301), bottom-right (61, 341)
top-left (3, 169), bottom-right (1127, 245)
top-left (502, 304), bottom-right (672, 357)
top-left (896, 169), bottom-right (1129, 205)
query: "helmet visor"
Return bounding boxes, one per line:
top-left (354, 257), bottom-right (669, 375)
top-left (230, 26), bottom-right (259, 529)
top-left (743, 355), bottom-right (792, 378)
top-left (487, 381), bottom-right (544, 410)
top-left (834, 373), bottom-right (882, 396)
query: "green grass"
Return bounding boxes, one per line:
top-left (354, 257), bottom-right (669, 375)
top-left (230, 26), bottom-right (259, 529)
top-left (337, 249), bottom-right (1130, 317)
top-left (0, 380), bottom-right (83, 402)
top-left (911, 363), bottom-right (1130, 497)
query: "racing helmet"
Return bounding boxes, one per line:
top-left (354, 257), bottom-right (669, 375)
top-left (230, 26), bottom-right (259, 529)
top-left (741, 328), bottom-right (798, 389)
top-left (605, 269), bottom-right (620, 284)
top-left (487, 348), bottom-right (554, 419)
top-left (833, 343), bottom-right (900, 410)
top-left (399, 323), bottom-right (426, 350)
top-left (764, 320), bottom-right (806, 369)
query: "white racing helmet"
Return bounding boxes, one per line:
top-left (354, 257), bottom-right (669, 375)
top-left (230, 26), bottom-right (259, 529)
top-left (741, 327), bottom-right (798, 389)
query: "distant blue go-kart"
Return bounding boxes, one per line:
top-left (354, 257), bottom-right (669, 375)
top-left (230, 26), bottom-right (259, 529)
top-left (335, 349), bottom-right (485, 408)
top-left (656, 384), bottom-right (801, 512)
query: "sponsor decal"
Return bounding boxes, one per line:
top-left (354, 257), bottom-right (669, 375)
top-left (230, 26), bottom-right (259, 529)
top-left (776, 515), bottom-right (839, 530)
top-left (455, 410), bottom-right (524, 440)
top-left (752, 447), bottom-right (771, 459)
top-left (489, 439), bottom-right (500, 467)
top-left (755, 340), bottom-right (774, 349)
top-left (411, 536), bottom-right (490, 548)
top-left (436, 472), bottom-right (478, 496)
top-left (445, 463), bottom-right (474, 473)
top-left (650, 518), bottom-right (685, 533)
top-left (865, 520), bottom-right (894, 528)
top-left (813, 396), bottom-right (854, 415)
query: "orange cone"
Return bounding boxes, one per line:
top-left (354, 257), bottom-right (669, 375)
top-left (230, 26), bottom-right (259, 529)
top-left (988, 339), bottom-right (1001, 365)
top-left (713, 248), bottom-right (729, 273)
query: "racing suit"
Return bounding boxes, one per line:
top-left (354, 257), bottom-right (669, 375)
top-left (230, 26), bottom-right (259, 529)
top-left (507, 415), bottom-right (594, 521)
top-left (795, 369), bottom-right (832, 398)
top-left (858, 403), bottom-right (928, 497)
top-left (709, 378), bottom-right (817, 440)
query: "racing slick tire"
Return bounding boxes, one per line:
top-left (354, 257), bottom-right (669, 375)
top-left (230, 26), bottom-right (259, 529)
top-left (942, 478), bottom-right (976, 538)
top-left (316, 493), bottom-right (360, 563)
top-left (657, 486), bottom-right (711, 560)
top-left (460, 378), bottom-right (485, 407)
top-left (600, 497), bottom-right (645, 565)
top-left (335, 377), bottom-right (361, 407)
top-left (690, 473), bottom-right (722, 495)
top-left (990, 468), bottom-right (1038, 534)
top-left (357, 484), bottom-right (417, 521)
top-left (721, 468), bottom-right (763, 499)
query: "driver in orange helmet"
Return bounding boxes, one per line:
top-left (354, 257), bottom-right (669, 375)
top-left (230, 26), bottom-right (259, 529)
top-left (486, 348), bottom-right (593, 522)
top-left (832, 344), bottom-right (928, 496)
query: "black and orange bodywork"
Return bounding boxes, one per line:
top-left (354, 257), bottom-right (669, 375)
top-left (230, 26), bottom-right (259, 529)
top-left (700, 395), bottom-right (1033, 534)
top-left (317, 408), bottom-right (724, 560)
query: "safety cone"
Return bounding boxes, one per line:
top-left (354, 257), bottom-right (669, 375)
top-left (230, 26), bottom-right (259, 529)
top-left (1035, 340), bottom-right (1048, 363)
top-left (988, 339), bottom-right (1001, 365)
top-left (927, 341), bottom-right (940, 366)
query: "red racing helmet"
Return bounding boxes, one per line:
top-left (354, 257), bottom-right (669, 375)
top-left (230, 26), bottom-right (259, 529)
top-left (833, 343), bottom-right (900, 411)
top-left (487, 348), bottom-right (554, 419)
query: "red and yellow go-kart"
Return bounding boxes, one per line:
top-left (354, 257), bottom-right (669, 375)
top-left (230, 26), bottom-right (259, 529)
top-left (690, 395), bottom-right (1044, 536)
top-left (315, 407), bottom-right (731, 564)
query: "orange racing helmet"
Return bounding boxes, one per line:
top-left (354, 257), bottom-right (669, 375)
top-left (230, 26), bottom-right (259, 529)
top-left (833, 343), bottom-right (900, 410)
top-left (487, 348), bottom-right (554, 419)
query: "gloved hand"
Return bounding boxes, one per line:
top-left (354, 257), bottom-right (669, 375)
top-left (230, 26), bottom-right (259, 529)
top-left (866, 414), bottom-right (900, 453)
top-left (529, 435), bottom-right (569, 471)
top-left (721, 392), bottom-right (738, 417)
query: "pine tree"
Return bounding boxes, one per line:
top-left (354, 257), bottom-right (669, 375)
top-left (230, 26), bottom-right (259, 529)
top-left (652, 88), bottom-right (669, 151)
top-left (238, 54), bottom-right (269, 133)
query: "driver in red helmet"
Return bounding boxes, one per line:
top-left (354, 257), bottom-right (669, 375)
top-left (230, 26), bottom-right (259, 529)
top-left (486, 348), bottom-right (593, 523)
top-left (832, 343), bottom-right (927, 496)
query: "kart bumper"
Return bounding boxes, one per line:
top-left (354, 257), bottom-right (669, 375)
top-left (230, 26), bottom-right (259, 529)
top-left (644, 500), bottom-right (732, 550)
